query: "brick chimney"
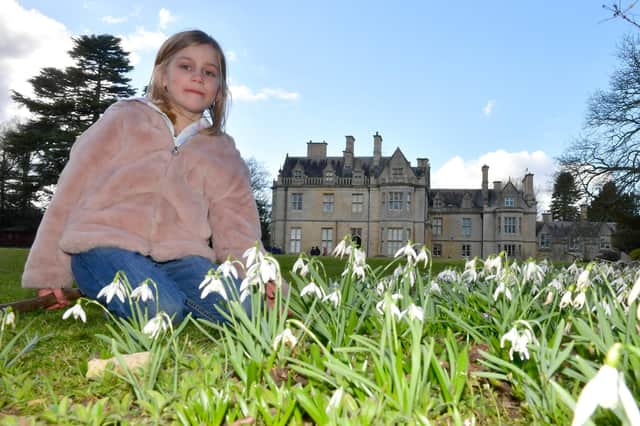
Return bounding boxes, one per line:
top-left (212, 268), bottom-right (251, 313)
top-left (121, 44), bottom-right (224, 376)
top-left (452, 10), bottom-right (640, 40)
top-left (343, 135), bottom-right (354, 170)
top-left (522, 172), bottom-right (534, 202)
top-left (482, 165), bottom-right (489, 206)
top-left (307, 141), bottom-right (327, 159)
top-left (373, 132), bottom-right (382, 167)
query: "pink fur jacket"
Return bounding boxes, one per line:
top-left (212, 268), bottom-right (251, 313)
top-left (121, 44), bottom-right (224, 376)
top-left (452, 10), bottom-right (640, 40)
top-left (22, 98), bottom-right (261, 289)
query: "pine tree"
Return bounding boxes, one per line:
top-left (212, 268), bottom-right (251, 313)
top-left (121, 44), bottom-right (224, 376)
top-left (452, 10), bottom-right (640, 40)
top-left (588, 181), bottom-right (637, 222)
top-left (550, 171), bottom-right (580, 221)
top-left (2, 34), bottom-right (135, 227)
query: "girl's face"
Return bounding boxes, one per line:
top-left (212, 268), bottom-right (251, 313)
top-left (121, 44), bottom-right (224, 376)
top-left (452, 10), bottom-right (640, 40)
top-left (162, 43), bottom-right (221, 120)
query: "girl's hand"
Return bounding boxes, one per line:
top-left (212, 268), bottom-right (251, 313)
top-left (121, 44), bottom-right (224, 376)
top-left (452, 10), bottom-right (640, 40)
top-left (37, 288), bottom-right (70, 310)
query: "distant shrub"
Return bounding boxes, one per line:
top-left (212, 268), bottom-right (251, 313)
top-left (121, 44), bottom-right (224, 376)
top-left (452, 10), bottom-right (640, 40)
top-left (630, 248), bottom-right (640, 260)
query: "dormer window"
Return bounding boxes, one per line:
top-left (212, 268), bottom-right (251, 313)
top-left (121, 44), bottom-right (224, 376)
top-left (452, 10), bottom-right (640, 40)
top-left (293, 169), bottom-right (303, 180)
top-left (353, 170), bottom-right (363, 184)
top-left (504, 196), bottom-right (515, 207)
top-left (324, 170), bottom-right (334, 184)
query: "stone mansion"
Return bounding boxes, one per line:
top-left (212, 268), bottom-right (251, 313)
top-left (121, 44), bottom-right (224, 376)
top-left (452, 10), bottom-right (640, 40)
top-left (270, 133), bottom-right (538, 259)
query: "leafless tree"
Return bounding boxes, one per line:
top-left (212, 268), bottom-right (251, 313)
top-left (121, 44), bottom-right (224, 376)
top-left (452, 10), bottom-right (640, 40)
top-left (602, 2), bottom-right (640, 29)
top-left (560, 35), bottom-right (640, 196)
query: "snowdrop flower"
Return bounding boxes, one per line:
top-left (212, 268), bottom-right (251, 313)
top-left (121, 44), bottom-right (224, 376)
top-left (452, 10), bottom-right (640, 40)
top-left (493, 282), bottom-right (512, 302)
top-left (323, 290), bottom-right (341, 307)
top-left (2, 309), bottom-right (15, 330)
top-left (300, 282), bottom-right (324, 299)
top-left (500, 327), bottom-right (519, 356)
top-left (462, 263), bottom-right (479, 283)
top-left (375, 279), bottom-right (390, 296)
top-left (292, 257), bottom-right (309, 276)
top-left (437, 269), bottom-right (460, 283)
top-left (353, 247), bottom-right (366, 264)
top-left (560, 290), bottom-right (573, 309)
top-left (218, 259), bottom-right (239, 280)
top-left (404, 304), bottom-right (424, 322)
top-left (522, 261), bottom-right (545, 284)
top-left (143, 313), bottom-right (170, 339)
top-left (599, 300), bottom-right (612, 316)
top-left (352, 263), bottom-right (366, 280)
top-left (326, 387), bottom-right (344, 413)
top-left (572, 291), bottom-right (586, 310)
top-left (343, 247), bottom-right (367, 280)
top-left (484, 255), bottom-right (503, 275)
top-left (548, 277), bottom-right (563, 291)
top-left (628, 271), bottom-right (640, 305)
top-left (394, 241), bottom-right (417, 262)
top-left (406, 269), bottom-right (416, 287)
top-left (393, 265), bottom-right (404, 278)
top-left (375, 298), bottom-right (402, 319)
top-left (573, 291), bottom-right (587, 309)
top-left (332, 238), bottom-right (351, 258)
top-left (62, 303), bottom-right (87, 323)
top-left (200, 274), bottom-right (228, 300)
top-left (500, 323), bottom-right (536, 361)
top-left (567, 262), bottom-right (580, 275)
top-left (572, 343), bottom-right (640, 426)
top-left (429, 281), bottom-right (442, 295)
top-left (273, 328), bottom-right (298, 350)
top-left (415, 246), bottom-right (429, 267)
top-left (543, 291), bottom-right (554, 305)
top-left (97, 275), bottom-right (127, 304)
top-left (247, 257), bottom-right (278, 283)
top-left (576, 268), bottom-right (592, 291)
top-left (130, 282), bottom-right (154, 303)
top-left (242, 245), bottom-right (264, 269)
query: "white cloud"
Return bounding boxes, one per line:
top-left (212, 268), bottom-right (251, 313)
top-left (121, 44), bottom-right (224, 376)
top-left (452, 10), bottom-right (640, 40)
top-left (431, 149), bottom-right (556, 213)
top-left (230, 85), bottom-right (300, 102)
top-left (119, 27), bottom-right (167, 65)
top-left (101, 15), bottom-right (128, 24)
top-left (158, 8), bottom-right (175, 30)
top-left (483, 99), bottom-right (496, 117)
top-left (0, 0), bottom-right (74, 121)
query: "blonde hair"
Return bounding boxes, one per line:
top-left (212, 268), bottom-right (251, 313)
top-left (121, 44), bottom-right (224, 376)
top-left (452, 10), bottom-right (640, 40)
top-left (148, 30), bottom-right (229, 135)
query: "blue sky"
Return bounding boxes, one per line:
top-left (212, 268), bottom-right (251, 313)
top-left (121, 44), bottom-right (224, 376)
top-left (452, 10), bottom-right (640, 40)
top-left (1, 1), bottom-right (637, 212)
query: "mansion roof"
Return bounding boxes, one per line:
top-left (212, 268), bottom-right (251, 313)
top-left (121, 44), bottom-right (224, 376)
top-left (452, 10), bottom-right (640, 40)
top-left (429, 189), bottom-right (487, 209)
top-left (536, 221), bottom-right (617, 238)
top-left (279, 155), bottom-right (426, 179)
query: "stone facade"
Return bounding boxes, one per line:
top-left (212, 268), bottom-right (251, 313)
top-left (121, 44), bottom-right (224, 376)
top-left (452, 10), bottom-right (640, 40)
top-left (536, 213), bottom-right (617, 262)
top-left (271, 133), bottom-right (538, 259)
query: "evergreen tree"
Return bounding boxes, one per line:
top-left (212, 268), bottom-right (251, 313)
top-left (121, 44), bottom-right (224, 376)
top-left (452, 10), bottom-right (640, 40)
top-left (69, 35), bottom-right (136, 124)
top-left (2, 34), bottom-right (135, 226)
top-left (588, 181), bottom-right (640, 252)
top-left (588, 181), bottom-right (637, 222)
top-left (550, 171), bottom-right (580, 221)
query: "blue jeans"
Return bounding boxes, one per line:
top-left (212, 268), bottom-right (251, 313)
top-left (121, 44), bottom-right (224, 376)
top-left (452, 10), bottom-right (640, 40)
top-left (71, 247), bottom-right (249, 323)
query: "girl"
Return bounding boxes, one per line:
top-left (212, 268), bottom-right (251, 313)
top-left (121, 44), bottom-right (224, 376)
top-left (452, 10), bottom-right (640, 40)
top-left (21, 30), bottom-right (273, 323)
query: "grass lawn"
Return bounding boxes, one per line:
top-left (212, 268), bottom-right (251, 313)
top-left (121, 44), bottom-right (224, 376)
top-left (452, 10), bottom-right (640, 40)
top-left (2, 246), bottom-right (631, 425)
top-left (0, 248), bottom-right (473, 424)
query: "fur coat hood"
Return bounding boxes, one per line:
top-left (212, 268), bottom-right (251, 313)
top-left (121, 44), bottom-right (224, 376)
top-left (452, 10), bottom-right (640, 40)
top-left (22, 98), bottom-right (261, 288)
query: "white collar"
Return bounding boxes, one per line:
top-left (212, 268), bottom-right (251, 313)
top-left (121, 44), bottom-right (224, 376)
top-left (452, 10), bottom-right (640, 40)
top-left (124, 96), bottom-right (212, 147)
